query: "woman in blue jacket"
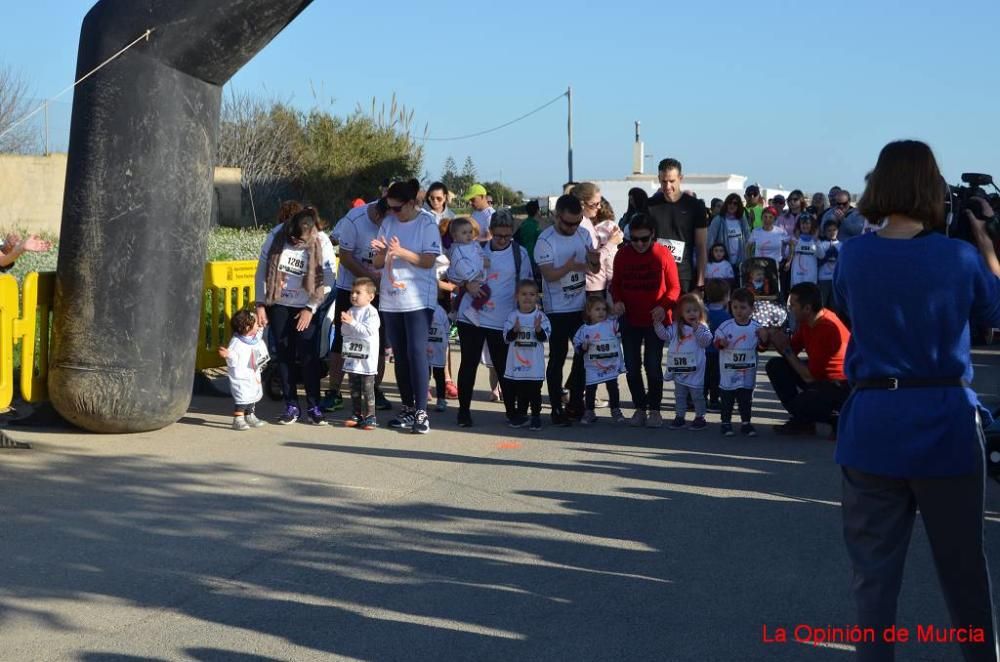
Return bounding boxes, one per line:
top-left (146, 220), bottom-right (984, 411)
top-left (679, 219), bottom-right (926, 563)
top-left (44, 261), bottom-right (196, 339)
top-left (834, 140), bottom-right (1000, 662)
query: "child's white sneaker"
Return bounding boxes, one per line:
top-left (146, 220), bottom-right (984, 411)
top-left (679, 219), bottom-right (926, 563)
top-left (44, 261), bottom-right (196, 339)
top-left (232, 416), bottom-right (250, 431)
top-left (246, 413), bottom-right (266, 428)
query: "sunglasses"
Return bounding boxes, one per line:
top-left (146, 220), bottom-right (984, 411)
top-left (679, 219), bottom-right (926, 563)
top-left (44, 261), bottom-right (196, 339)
top-left (584, 201), bottom-right (601, 210)
top-left (387, 203), bottom-right (406, 213)
top-left (630, 234), bottom-right (652, 244)
top-left (835, 201), bottom-right (850, 208)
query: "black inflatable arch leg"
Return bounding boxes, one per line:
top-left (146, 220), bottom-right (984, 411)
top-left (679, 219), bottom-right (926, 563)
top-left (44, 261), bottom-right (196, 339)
top-left (50, 0), bottom-right (314, 433)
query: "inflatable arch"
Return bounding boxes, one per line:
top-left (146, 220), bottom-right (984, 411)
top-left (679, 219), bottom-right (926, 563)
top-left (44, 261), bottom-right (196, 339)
top-left (50, 0), bottom-right (314, 432)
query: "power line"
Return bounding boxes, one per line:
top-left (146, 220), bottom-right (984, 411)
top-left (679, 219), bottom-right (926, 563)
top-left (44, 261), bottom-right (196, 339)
top-left (420, 91), bottom-right (568, 142)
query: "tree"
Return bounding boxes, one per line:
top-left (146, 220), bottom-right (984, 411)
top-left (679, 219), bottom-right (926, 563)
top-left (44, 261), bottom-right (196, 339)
top-left (449, 155), bottom-right (477, 199)
top-left (0, 64), bottom-right (41, 154)
top-left (481, 181), bottom-right (524, 207)
top-left (440, 155), bottom-right (460, 195)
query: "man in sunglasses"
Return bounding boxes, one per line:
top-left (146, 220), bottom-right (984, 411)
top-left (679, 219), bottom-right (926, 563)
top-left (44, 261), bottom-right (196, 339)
top-left (822, 189), bottom-right (867, 241)
top-left (535, 194), bottom-right (602, 425)
top-left (610, 213), bottom-right (681, 428)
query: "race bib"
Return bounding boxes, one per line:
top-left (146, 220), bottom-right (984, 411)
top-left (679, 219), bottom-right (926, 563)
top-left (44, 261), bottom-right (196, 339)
top-left (361, 246), bottom-right (376, 266)
top-left (720, 349), bottom-right (756, 381)
top-left (514, 329), bottom-right (537, 348)
top-left (251, 344), bottom-right (269, 371)
top-left (587, 337), bottom-right (621, 362)
top-left (658, 238), bottom-right (686, 263)
top-left (428, 326), bottom-right (445, 343)
top-left (278, 249), bottom-right (307, 276)
top-left (796, 243), bottom-right (816, 256)
top-left (343, 338), bottom-right (371, 360)
top-left (560, 270), bottom-right (585, 296)
top-left (668, 351), bottom-right (697, 374)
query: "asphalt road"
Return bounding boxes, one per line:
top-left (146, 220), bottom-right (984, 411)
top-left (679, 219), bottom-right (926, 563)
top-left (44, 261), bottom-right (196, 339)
top-left (1, 348), bottom-right (998, 662)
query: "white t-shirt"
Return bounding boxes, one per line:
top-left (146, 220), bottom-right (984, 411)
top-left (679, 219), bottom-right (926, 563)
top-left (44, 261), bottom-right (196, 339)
top-left (725, 219), bottom-right (744, 263)
top-left (749, 226), bottom-right (788, 263)
top-left (341, 303), bottom-right (380, 376)
top-left (447, 241), bottom-right (485, 284)
top-left (656, 322), bottom-right (713, 388)
top-left (705, 261), bottom-right (735, 281)
top-left (503, 309), bottom-right (551, 382)
top-left (713, 318), bottom-right (761, 391)
top-left (572, 319), bottom-right (624, 385)
top-left (226, 330), bottom-right (270, 405)
top-left (333, 204), bottom-right (382, 291)
top-left (471, 207), bottom-right (495, 231)
top-left (458, 241), bottom-right (533, 329)
top-left (817, 239), bottom-right (840, 281)
top-left (535, 226), bottom-right (593, 314)
top-left (427, 305), bottom-right (450, 368)
top-left (790, 235), bottom-right (819, 286)
top-left (376, 210), bottom-right (442, 312)
top-left (254, 228), bottom-right (337, 311)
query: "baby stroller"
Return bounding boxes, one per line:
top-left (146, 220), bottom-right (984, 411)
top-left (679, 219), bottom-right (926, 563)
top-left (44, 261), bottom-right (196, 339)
top-left (740, 258), bottom-right (787, 330)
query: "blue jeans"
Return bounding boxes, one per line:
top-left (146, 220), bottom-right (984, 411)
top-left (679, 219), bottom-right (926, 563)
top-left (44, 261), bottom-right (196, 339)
top-left (382, 309), bottom-right (433, 412)
top-left (620, 322), bottom-right (664, 411)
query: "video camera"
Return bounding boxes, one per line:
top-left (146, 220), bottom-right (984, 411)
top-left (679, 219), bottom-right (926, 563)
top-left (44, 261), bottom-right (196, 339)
top-left (947, 173), bottom-right (1000, 242)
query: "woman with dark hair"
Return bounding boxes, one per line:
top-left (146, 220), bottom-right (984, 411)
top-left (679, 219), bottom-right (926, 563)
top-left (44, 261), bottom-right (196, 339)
top-left (619, 187), bottom-right (650, 229)
top-left (777, 189), bottom-right (805, 237)
top-left (424, 181), bottom-right (455, 226)
top-left (834, 140), bottom-right (1000, 662)
top-left (706, 193), bottom-right (751, 276)
top-left (454, 209), bottom-right (533, 427)
top-left (254, 206), bottom-right (337, 425)
top-left (370, 179), bottom-right (442, 434)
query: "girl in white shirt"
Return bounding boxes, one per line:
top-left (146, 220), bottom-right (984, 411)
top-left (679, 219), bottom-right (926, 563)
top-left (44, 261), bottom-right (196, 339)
top-left (705, 243), bottom-right (736, 284)
top-left (221, 310), bottom-right (270, 431)
top-left (572, 297), bottom-right (626, 425)
top-left (656, 293), bottom-right (713, 431)
top-left (503, 280), bottom-right (551, 430)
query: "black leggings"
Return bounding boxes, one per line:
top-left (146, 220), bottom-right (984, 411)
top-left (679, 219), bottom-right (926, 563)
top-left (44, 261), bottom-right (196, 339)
top-left (456, 323), bottom-right (512, 418)
top-left (546, 311), bottom-right (585, 412)
top-left (268, 304), bottom-right (322, 408)
top-left (233, 401), bottom-right (256, 416)
top-left (508, 380), bottom-right (543, 417)
top-left (382, 309), bottom-right (433, 412)
top-left (432, 366), bottom-right (446, 399)
top-left (720, 388), bottom-right (754, 424)
top-left (586, 381), bottom-right (620, 410)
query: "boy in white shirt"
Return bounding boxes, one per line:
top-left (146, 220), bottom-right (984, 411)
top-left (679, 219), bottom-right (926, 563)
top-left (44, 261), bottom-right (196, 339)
top-left (220, 310), bottom-right (270, 431)
top-left (503, 280), bottom-right (551, 430)
top-left (713, 288), bottom-right (765, 437)
top-left (817, 221), bottom-right (841, 309)
top-left (340, 277), bottom-right (381, 430)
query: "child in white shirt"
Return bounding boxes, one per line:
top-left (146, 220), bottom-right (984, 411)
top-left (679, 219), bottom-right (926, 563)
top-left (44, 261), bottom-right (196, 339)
top-left (713, 287), bottom-right (764, 438)
top-left (447, 217), bottom-right (490, 325)
top-left (427, 304), bottom-right (451, 412)
top-left (340, 277), bottom-right (381, 430)
top-left (656, 293), bottom-right (713, 430)
top-left (705, 243), bottom-right (736, 284)
top-left (572, 296), bottom-right (626, 425)
top-left (220, 309), bottom-right (270, 431)
top-left (786, 213), bottom-right (820, 288)
top-left (503, 280), bottom-right (551, 430)
top-left (817, 221), bottom-right (841, 309)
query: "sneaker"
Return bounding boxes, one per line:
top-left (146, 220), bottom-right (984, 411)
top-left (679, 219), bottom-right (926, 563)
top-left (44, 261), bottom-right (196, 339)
top-left (374, 389), bottom-right (392, 411)
top-left (580, 410), bottom-right (597, 425)
top-left (278, 404), bottom-right (299, 425)
top-left (551, 408), bottom-right (571, 427)
top-left (668, 416), bottom-right (686, 430)
top-left (629, 410), bottom-right (647, 427)
top-left (689, 416), bottom-right (707, 431)
top-left (593, 397), bottom-right (608, 409)
top-left (449, 324), bottom-right (459, 341)
top-left (306, 406), bottom-right (328, 426)
top-left (344, 414), bottom-right (364, 428)
top-left (445, 380), bottom-right (459, 399)
top-left (529, 415), bottom-right (542, 431)
top-left (361, 415), bottom-right (378, 430)
top-left (388, 408), bottom-right (415, 429)
top-left (245, 413), bottom-right (266, 428)
top-left (508, 415), bottom-right (529, 428)
top-left (457, 409), bottom-right (473, 427)
top-left (610, 408), bottom-right (626, 424)
top-left (232, 416), bottom-right (250, 431)
top-left (772, 420), bottom-right (817, 436)
top-left (741, 423), bottom-right (758, 437)
top-left (435, 398), bottom-right (448, 413)
top-left (320, 391), bottom-right (344, 412)
top-left (565, 405), bottom-right (584, 422)
top-left (411, 410), bottom-right (430, 434)
top-left (646, 411), bottom-right (663, 428)
top-left (721, 423), bottom-right (735, 437)
top-left (706, 400), bottom-right (721, 413)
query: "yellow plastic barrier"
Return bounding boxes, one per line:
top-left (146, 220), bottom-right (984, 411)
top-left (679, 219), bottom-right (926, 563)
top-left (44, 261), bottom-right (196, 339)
top-left (197, 260), bottom-right (258, 371)
top-left (18, 271), bottom-right (55, 403)
top-left (0, 274), bottom-right (19, 410)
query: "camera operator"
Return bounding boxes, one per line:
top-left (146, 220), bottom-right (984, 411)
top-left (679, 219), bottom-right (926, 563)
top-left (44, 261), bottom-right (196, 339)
top-left (834, 140), bottom-right (1000, 662)
top-left (964, 196), bottom-right (1000, 277)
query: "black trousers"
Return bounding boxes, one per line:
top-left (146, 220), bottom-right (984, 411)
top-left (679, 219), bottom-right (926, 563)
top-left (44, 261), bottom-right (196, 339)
top-left (704, 352), bottom-right (721, 404)
top-left (621, 322), bottom-right (664, 411)
top-left (586, 381), bottom-right (620, 410)
top-left (456, 323), bottom-right (513, 418)
top-left (842, 443), bottom-right (999, 662)
top-left (267, 304), bottom-right (322, 408)
top-left (765, 357), bottom-right (850, 425)
top-left (509, 379), bottom-right (543, 417)
top-left (546, 311), bottom-right (585, 413)
top-left (720, 388), bottom-right (753, 424)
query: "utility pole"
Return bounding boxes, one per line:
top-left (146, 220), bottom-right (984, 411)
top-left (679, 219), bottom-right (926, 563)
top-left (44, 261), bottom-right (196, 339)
top-left (566, 86), bottom-right (573, 184)
top-left (43, 103), bottom-right (49, 156)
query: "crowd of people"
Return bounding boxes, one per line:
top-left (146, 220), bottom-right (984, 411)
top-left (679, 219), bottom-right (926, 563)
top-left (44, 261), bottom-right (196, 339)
top-left (220, 142), bottom-right (1000, 660)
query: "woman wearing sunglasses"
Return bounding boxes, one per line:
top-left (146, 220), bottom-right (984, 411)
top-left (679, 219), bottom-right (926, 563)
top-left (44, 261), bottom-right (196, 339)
top-left (370, 179), bottom-right (443, 434)
top-left (609, 213), bottom-right (681, 428)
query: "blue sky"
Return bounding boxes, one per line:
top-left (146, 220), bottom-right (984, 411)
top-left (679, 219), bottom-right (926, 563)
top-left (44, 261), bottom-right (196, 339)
top-left (3, 0), bottom-right (999, 198)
